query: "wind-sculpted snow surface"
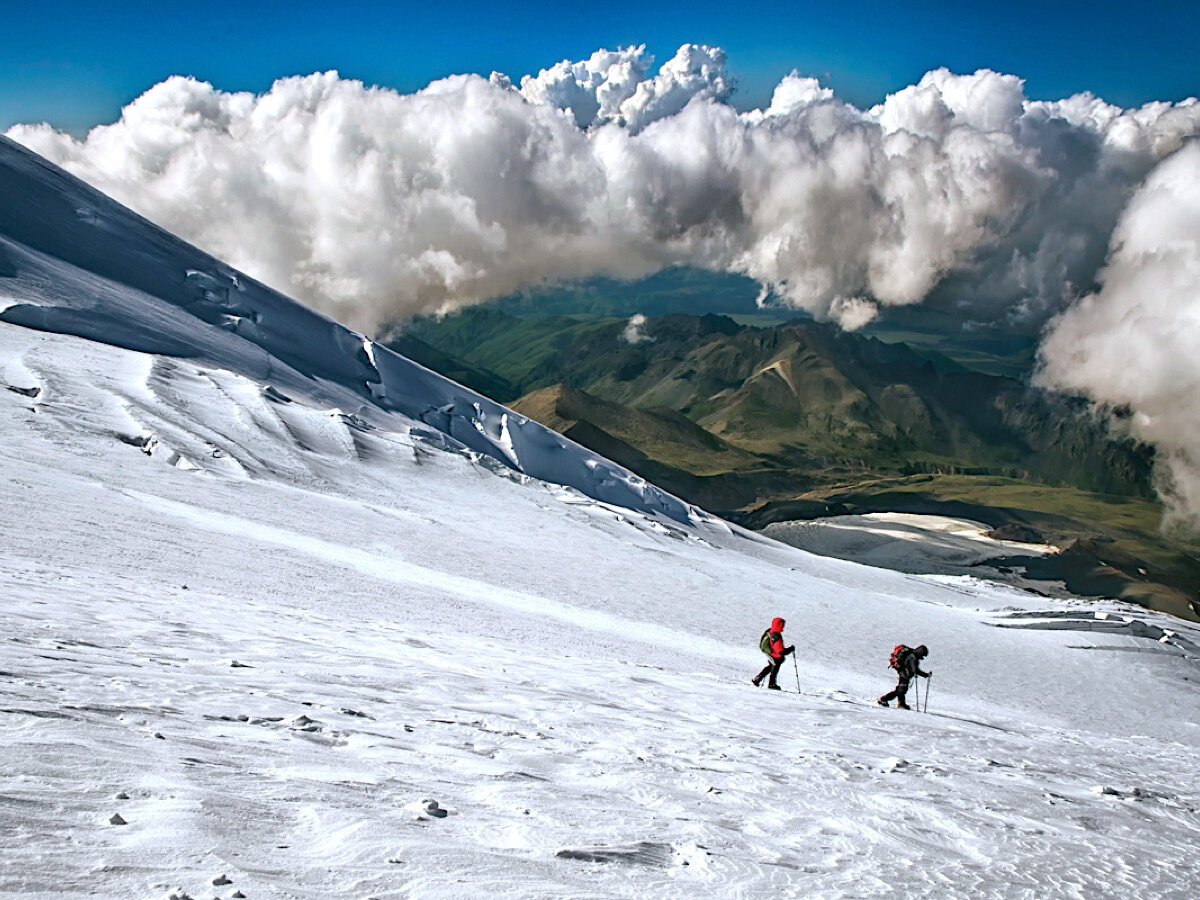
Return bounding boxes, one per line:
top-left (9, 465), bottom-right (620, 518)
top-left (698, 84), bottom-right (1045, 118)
top-left (2, 322), bottom-right (1200, 898)
top-left (0, 136), bottom-right (700, 526)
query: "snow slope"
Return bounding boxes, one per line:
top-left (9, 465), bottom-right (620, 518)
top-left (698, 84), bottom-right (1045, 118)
top-left (2, 137), bottom-right (1200, 899)
top-left (0, 137), bottom-right (696, 526)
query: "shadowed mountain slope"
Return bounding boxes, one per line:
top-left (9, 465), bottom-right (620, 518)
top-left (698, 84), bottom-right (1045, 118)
top-left (401, 309), bottom-right (1153, 499)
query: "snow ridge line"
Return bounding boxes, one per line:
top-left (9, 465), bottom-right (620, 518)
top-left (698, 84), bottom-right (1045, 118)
top-left (119, 487), bottom-right (742, 665)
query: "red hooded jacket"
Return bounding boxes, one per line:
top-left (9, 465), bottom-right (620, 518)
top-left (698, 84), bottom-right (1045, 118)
top-left (766, 617), bottom-right (787, 659)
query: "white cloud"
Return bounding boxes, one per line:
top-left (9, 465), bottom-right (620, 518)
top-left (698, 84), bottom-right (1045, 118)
top-left (828, 297), bottom-right (879, 331)
top-left (1037, 142), bottom-right (1200, 531)
top-left (872, 68), bottom-right (1026, 138)
top-left (10, 51), bottom-right (1198, 336)
top-left (10, 72), bottom-right (660, 333)
top-left (515, 44), bottom-right (731, 132)
top-left (516, 46), bottom-right (651, 129)
top-left (621, 313), bottom-right (655, 344)
top-left (761, 73), bottom-right (834, 119)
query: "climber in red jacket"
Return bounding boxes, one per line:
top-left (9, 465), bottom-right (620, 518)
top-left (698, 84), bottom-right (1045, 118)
top-left (751, 617), bottom-right (795, 690)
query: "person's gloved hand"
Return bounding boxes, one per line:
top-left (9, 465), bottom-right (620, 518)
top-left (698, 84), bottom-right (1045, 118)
top-left (785, 645), bottom-right (795, 655)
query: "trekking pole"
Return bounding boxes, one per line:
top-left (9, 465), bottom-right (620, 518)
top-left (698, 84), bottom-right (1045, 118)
top-left (912, 680), bottom-right (920, 713)
top-left (924, 674), bottom-right (932, 713)
top-left (792, 655), bottom-right (801, 694)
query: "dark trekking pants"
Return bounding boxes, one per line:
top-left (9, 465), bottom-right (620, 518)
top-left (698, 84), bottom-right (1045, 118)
top-left (753, 656), bottom-right (784, 688)
top-left (880, 677), bottom-right (912, 707)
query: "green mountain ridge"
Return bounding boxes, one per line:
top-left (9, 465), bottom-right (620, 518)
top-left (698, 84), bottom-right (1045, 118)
top-left (387, 306), bottom-right (1198, 618)
top-left (398, 309), bottom-right (1151, 498)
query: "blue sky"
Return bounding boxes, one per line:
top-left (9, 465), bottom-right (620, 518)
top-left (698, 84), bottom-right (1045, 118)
top-left (3, 0), bottom-right (1198, 133)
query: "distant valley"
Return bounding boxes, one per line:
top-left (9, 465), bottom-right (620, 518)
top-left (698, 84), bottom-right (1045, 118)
top-left (387, 276), bottom-right (1199, 620)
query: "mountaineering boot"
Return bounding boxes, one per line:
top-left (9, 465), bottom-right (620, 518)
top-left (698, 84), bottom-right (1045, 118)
top-left (897, 702), bottom-right (911, 710)
top-left (768, 684), bottom-right (781, 691)
top-left (877, 697), bottom-right (889, 707)
top-left (751, 677), bottom-right (762, 687)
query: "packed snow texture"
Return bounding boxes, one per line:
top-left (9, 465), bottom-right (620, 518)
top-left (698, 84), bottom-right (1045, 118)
top-left (10, 45), bottom-right (1200, 530)
top-left (2, 128), bottom-right (1200, 899)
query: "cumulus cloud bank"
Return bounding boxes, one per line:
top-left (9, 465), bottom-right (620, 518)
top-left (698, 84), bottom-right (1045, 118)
top-left (7, 44), bottom-right (1200, 525)
top-left (511, 44), bottom-right (732, 131)
top-left (11, 45), bottom-right (1198, 336)
top-left (1038, 143), bottom-right (1200, 532)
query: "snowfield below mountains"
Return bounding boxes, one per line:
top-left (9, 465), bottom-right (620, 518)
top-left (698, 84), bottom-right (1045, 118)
top-left (5, 309), bottom-right (1200, 900)
top-left (2, 136), bottom-right (1200, 898)
top-left (765, 513), bottom-right (1060, 574)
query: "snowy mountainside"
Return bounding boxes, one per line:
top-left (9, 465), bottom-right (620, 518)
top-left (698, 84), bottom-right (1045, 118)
top-left (0, 135), bottom-right (696, 525)
top-left (2, 138), bottom-right (1200, 898)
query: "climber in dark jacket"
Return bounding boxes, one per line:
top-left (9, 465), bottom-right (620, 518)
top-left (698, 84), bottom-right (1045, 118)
top-left (878, 645), bottom-right (931, 709)
top-left (752, 617), bottom-right (794, 690)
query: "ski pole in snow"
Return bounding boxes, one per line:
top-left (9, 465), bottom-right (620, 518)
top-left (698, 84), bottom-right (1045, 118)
top-left (924, 674), bottom-right (932, 713)
top-left (792, 655), bottom-right (801, 693)
top-left (912, 679), bottom-right (920, 712)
